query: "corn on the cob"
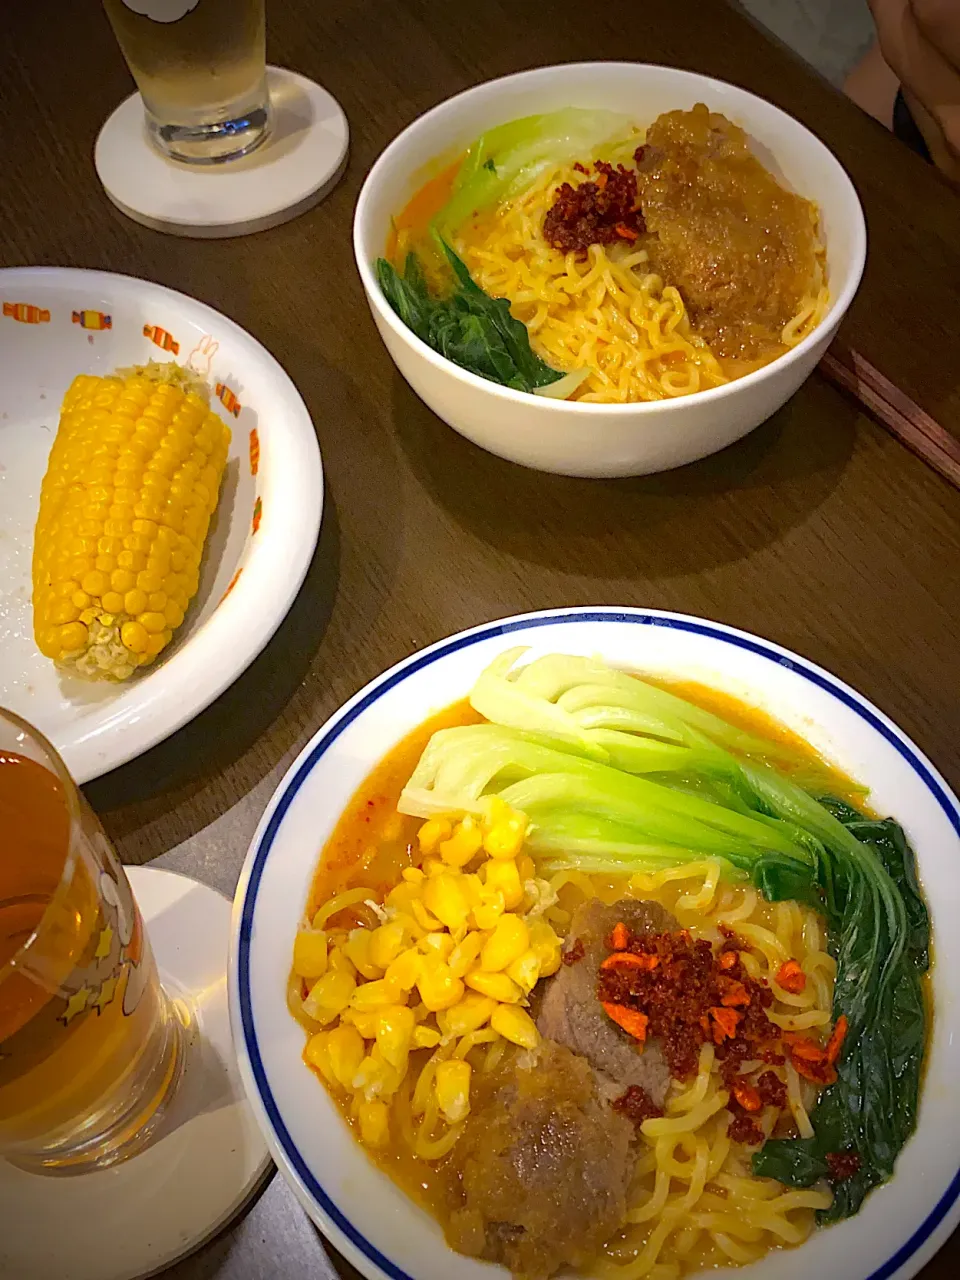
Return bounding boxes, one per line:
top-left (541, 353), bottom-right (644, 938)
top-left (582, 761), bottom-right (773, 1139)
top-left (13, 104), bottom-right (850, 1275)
top-left (33, 367), bottom-right (230, 680)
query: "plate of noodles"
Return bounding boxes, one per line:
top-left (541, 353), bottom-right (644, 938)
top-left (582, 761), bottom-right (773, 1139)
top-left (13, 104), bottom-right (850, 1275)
top-left (354, 64), bottom-right (866, 476)
top-left (231, 608), bottom-right (960, 1280)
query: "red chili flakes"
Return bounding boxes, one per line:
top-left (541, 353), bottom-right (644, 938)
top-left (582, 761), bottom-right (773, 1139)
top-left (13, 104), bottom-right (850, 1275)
top-left (595, 924), bottom-right (835, 1149)
top-left (731, 1080), bottom-right (762, 1112)
top-left (609, 922), bottom-right (629, 951)
top-left (755, 1070), bottom-right (788, 1109)
top-left (776, 959), bottom-right (807, 994)
top-left (612, 1084), bottom-right (664, 1127)
top-left (826, 1149), bottom-right (861, 1181)
top-left (543, 160), bottom-right (645, 254)
top-left (727, 1112), bottom-right (765, 1146)
top-left (562, 937), bottom-right (586, 966)
top-left (718, 976), bottom-right (751, 1007)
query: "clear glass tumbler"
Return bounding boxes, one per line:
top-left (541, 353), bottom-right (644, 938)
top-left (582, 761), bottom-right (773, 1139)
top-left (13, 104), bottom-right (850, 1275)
top-left (102, 0), bottom-right (270, 164)
top-left (0, 708), bottom-right (186, 1173)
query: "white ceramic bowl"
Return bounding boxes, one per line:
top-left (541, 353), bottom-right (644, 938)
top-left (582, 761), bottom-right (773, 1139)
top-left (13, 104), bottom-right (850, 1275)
top-left (0, 267), bottom-right (322, 782)
top-left (231, 608), bottom-right (960, 1280)
top-left (354, 63), bottom-right (867, 478)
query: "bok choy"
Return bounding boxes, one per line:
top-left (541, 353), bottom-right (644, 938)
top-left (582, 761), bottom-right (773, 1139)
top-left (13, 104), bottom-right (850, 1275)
top-left (396, 650), bottom-right (930, 1221)
top-left (432, 108), bottom-right (636, 245)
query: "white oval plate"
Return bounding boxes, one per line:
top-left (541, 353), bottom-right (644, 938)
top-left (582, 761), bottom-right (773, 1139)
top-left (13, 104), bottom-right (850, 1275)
top-left (230, 608), bottom-right (960, 1280)
top-left (0, 267), bottom-right (322, 782)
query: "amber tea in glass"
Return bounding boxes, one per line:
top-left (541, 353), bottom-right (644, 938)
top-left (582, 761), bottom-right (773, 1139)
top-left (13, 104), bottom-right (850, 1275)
top-left (102, 0), bottom-right (269, 164)
top-left (0, 709), bottom-right (185, 1173)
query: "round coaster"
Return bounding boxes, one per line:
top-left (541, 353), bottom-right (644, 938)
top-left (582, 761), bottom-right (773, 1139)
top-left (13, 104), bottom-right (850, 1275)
top-left (95, 66), bottom-right (349, 238)
top-left (0, 866), bottom-right (272, 1280)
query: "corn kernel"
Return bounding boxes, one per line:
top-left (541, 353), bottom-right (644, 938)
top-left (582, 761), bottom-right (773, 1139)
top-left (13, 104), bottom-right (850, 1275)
top-left (465, 970), bottom-right (523, 1003)
top-left (411, 899), bottom-right (443, 932)
top-left (418, 931), bottom-right (454, 961)
top-left (293, 928), bottom-right (328, 979)
top-left (491, 1004), bottom-right (540, 1050)
top-left (484, 859), bottom-right (524, 910)
top-left (435, 1059), bottom-right (471, 1124)
top-left (530, 921), bottom-right (563, 977)
top-left (423, 874), bottom-right (470, 932)
top-left (506, 948), bottom-right (541, 993)
top-left (444, 993), bottom-right (497, 1037)
top-left (303, 969), bottom-right (356, 1025)
top-left (385, 881), bottom-right (421, 914)
top-left (304, 1031), bottom-right (337, 1085)
top-left (59, 622), bottom-right (88, 654)
top-left (345, 929), bottom-right (384, 980)
top-left (413, 1025), bottom-right (442, 1049)
top-left (481, 915), bottom-right (530, 973)
top-left (376, 1004), bottom-right (415, 1070)
top-left (120, 620), bottom-right (149, 654)
top-left (472, 888), bottom-right (506, 930)
top-left (350, 978), bottom-right (404, 1011)
top-left (448, 931), bottom-right (485, 978)
top-left (342, 1008), bottom-right (380, 1039)
top-left (328, 947), bottom-right (357, 978)
top-left (518, 855), bottom-right (536, 882)
top-left (417, 817), bottom-right (452, 855)
top-left (483, 812), bottom-right (527, 860)
top-left (353, 1047), bottom-right (401, 1101)
top-left (358, 1099), bottom-right (390, 1147)
top-left (416, 956), bottom-right (465, 1012)
top-left (423, 858), bottom-right (446, 878)
top-left (383, 946), bottom-right (422, 992)
top-left (327, 1023), bottom-right (365, 1089)
top-left (402, 866), bottom-right (425, 884)
top-left (369, 921), bottom-right (407, 970)
top-left (439, 816), bottom-right (483, 868)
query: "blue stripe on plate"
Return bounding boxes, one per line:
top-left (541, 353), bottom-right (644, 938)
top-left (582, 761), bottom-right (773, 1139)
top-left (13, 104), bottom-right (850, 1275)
top-left (238, 609), bottom-right (960, 1280)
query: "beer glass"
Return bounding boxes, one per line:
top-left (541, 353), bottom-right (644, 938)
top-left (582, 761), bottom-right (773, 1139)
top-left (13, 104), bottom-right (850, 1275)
top-left (101, 0), bottom-right (270, 164)
top-left (0, 708), bottom-right (186, 1173)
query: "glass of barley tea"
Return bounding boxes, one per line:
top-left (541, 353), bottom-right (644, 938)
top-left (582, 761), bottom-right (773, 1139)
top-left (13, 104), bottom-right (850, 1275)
top-left (102, 0), bottom-right (269, 164)
top-left (0, 708), bottom-right (187, 1173)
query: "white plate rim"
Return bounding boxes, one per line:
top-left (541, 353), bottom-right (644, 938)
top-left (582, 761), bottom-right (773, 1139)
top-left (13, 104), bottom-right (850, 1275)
top-left (0, 265), bottom-right (323, 782)
top-left (229, 606), bottom-right (960, 1280)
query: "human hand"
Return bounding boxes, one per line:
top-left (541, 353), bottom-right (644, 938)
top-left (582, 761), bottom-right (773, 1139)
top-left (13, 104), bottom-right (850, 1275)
top-left (869, 0), bottom-right (960, 181)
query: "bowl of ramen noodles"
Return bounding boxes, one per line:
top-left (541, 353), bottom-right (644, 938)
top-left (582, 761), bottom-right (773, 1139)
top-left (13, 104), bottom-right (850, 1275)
top-left (353, 64), bottom-right (866, 477)
top-left (231, 608), bottom-right (960, 1280)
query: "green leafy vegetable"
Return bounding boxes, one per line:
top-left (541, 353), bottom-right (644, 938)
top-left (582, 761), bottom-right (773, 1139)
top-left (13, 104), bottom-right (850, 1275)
top-left (376, 248), bottom-right (565, 393)
top-left (754, 805), bottom-right (929, 1221)
top-left (397, 649), bottom-right (930, 1221)
top-left (433, 108), bottom-right (635, 244)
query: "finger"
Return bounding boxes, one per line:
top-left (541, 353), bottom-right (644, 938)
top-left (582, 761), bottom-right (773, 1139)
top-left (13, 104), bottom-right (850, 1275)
top-left (910, 0), bottom-right (960, 75)
top-left (870, 0), bottom-right (960, 161)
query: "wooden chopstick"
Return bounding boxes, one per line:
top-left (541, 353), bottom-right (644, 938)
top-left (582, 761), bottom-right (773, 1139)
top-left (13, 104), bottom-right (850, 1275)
top-left (819, 346), bottom-right (960, 489)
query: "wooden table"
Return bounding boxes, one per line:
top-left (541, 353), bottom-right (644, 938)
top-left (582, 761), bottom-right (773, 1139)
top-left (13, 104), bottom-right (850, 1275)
top-left (3, 1), bottom-right (959, 1276)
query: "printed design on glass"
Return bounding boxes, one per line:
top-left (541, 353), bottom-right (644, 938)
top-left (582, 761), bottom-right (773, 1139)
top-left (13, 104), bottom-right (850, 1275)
top-left (143, 324), bottom-right (179, 355)
top-left (120, 0), bottom-right (200, 22)
top-left (3, 302), bottom-right (50, 324)
top-left (215, 382), bottom-right (241, 418)
top-left (72, 310), bottom-right (112, 331)
top-left (186, 334), bottom-right (218, 376)
top-left (248, 427), bottom-right (260, 476)
top-left (252, 496), bottom-right (262, 535)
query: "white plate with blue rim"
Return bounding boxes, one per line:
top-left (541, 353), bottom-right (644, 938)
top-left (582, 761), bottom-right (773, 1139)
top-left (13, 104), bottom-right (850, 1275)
top-left (0, 267), bottom-right (322, 782)
top-left (229, 607), bottom-right (960, 1280)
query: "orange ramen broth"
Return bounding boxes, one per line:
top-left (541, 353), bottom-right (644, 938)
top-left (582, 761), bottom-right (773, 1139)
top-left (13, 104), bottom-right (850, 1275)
top-left (299, 681), bottom-right (864, 1222)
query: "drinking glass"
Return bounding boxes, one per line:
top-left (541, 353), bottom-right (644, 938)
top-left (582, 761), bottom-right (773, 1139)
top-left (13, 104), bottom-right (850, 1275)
top-left (101, 0), bottom-right (270, 164)
top-left (0, 708), bottom-right (187, 1173)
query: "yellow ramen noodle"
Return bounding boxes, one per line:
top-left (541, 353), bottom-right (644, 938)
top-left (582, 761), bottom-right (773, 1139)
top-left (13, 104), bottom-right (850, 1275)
top-left (551, 861), bottom-right (835, 1279)
top-left (454, 161), bottom-right (828, 404)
